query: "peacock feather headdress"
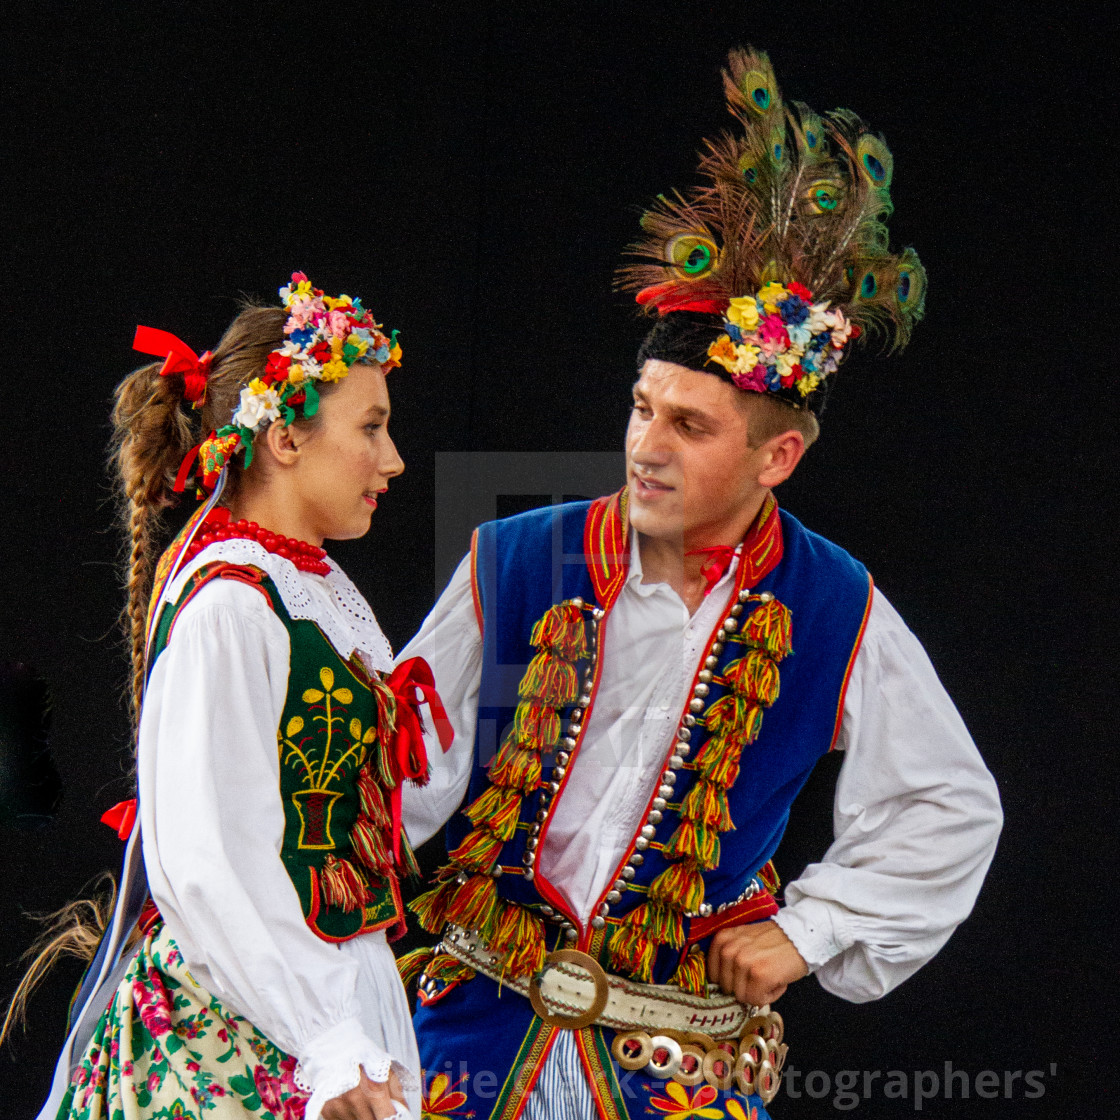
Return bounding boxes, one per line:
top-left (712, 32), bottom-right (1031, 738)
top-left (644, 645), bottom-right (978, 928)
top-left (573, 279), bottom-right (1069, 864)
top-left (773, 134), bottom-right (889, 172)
top-left (619, 48), bottom-right (926, 414)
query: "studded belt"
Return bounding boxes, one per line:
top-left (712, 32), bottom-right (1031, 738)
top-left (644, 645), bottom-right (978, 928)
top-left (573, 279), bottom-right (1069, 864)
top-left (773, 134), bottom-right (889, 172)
top-left (440, 925), bottom-right (787, 1101)
top-left (441, 924), bottom-right (756, 1033)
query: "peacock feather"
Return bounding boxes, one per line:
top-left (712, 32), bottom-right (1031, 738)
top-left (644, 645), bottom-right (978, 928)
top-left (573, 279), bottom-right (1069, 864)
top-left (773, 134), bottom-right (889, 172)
top-left (619, 47), bottom-right (926, 354)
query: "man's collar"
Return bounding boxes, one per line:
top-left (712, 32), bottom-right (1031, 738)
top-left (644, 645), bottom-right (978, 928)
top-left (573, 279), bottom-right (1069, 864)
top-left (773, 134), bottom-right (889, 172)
top-left (583, 488), bottom-right (783, 610)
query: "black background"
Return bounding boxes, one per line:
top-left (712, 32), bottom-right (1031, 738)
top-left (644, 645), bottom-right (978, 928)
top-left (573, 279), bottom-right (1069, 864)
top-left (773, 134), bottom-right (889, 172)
top-left (2, 2), bottom-right (1117, 1116)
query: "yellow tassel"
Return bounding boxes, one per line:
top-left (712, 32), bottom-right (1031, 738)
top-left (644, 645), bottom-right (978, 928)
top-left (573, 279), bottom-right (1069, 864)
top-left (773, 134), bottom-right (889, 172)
top-left (464, 784), bottom-right (523, 840)
top-left (721, 649), bottom-right (780, 706)
top-left (512, 700), bottom-right (562, 747)
top-left (530, 602), bottom-right (588, 661)
top-left (425, 952), bottom-right (476, 985)
top-left (704, 696), bottom-right (764, 741)
top-left (357, 766), bottom-right (391, 828)
top-left (680, 780), bottom-right (733, 830)
top-left (445, 873), bottom-right (501, 942)
top-left (664, 819), bottom-right (721, 870)
top-left (396, 947), bottom-right (434, 986)
top-left (743, 599), bottom-right (792, 659)
top-left (693, 734), bottom-right (746, 788)
top-left (649, 863), bottom-right (706, 912)
top-left (518, 654), bottom-right (578, 706)
top-left (493, 903), bottom-right (546, 978)
top-left (350, 816), bottom-right (392, 878)
top-left (607, 917), bottom-right (659, 982)
top-left (410, 877), bottom-right (459, 934)
top-left (398, 831), bottom-right (421, 880)
top-left (488, 742), bottom-right (542, 792)
top-left (670, 947), bottom-right (708, 996)
top-left (448, 827), bottom-right (503, 872)
top-left (320, 855), bottom-right (372, 913)
top-left (757, 859), bottom-right (781, 894)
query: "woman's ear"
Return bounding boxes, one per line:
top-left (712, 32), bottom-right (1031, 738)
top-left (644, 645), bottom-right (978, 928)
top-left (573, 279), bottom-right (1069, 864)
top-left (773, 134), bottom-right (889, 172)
top-left (261, 419), bottom-right (300, 467)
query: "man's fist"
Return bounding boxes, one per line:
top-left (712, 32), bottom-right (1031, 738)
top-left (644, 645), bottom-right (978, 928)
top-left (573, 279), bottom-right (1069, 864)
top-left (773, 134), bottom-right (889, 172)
top-left (707, 919), bottom-right (809, 1007)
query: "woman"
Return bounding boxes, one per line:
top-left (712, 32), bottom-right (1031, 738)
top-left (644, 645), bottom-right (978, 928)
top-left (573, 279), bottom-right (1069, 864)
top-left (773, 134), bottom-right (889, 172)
top-left (30, 273), bottom-right (438, 1120)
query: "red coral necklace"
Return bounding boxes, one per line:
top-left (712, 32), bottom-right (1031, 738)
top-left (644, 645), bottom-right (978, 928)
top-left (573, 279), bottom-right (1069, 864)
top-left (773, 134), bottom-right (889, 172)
top-left (183, 507), bottom-right (330, 576)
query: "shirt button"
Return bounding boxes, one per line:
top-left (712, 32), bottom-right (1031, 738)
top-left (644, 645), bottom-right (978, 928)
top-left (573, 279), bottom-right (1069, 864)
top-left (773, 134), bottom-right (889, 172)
top-left (659, 701), bottom-right (669, 711)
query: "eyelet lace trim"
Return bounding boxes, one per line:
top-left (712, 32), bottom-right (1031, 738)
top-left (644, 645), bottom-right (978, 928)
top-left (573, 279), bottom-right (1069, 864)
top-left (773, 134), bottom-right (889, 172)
top-left (297, 1056), bottom-right (418, 1120)
top-left (167, 540), bottom-right (394, 672)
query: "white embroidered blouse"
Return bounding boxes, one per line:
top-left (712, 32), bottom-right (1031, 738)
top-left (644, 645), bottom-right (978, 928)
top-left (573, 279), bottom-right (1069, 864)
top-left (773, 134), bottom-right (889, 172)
top-left (137, 540), bottom-right (419, 1120)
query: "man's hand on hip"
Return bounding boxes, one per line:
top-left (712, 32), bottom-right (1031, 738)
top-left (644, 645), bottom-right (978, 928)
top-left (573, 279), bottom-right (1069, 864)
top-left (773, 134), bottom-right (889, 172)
top-left (707, 919), bottom-right (809, 1007)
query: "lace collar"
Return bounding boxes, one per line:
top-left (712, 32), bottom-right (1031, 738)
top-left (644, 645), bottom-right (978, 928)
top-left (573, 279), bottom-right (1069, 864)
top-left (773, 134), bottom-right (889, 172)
top-left (161, 539), bottom-right (394, 673)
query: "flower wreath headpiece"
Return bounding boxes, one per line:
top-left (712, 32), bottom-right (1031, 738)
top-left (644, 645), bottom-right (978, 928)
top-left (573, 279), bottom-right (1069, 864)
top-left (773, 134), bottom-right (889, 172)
top-left (134, 272), bottom-right (401, 493)
top-left (617, 47), bottom-right (926, 415)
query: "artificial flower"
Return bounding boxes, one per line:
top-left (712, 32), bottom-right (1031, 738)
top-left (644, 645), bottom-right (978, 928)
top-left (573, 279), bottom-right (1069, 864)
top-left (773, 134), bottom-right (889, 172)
top-left (733, 342), bottom-right (762, 373)
top-left (787, 323), bottom-right (811, 350)
top-left (726, 295), bottom-right (760, 331)
top-left (787, 280), bottom-right (813, 301)
top-left (732, 362), bottom-right (769, 392)
top-left (826, 307), bottom-right (853, 347)
top-left (707, 335), bottom-right (737, 372)
top-left (757, 313), bottom-right (790, 355)
top-left (796, 370), bottom-right (822, 396)
top-left (805, 302), bottom-right (832, 335)
top-left (233, 381), bottom-right (281, 429)
top-left (775, 351), bottom-right (799, 384)
top-left (757, 281), bottom-right (789, 311)
top-left (319, 357), bottom-right (349, 382)
top-left (777, 294), bottom-right (809, 325)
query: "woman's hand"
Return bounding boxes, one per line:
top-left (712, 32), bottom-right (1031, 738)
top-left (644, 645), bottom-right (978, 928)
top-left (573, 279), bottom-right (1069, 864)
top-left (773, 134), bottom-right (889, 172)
top-left (321, 1069), bottom-right (408, 1120)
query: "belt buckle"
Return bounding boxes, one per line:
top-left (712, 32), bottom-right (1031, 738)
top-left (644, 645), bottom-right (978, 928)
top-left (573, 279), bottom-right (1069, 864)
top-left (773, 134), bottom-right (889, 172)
top-left (529, 948), bottom-right (610, 1030)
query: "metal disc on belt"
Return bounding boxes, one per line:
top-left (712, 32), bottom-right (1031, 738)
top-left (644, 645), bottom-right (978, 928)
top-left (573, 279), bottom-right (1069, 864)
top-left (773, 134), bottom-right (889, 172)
top-left (529, 948), bottom-right (609, 1030)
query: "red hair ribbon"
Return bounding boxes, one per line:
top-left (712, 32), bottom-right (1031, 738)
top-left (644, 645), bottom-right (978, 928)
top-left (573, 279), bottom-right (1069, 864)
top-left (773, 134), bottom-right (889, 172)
top-left (133, 325), bottom-right (212, 404)
top-left (383, 657), bottom-right (453, 862)
top-left (686, 545), bottom-right (738, 595)
top-left (101, 798), bottom-right (137, 840)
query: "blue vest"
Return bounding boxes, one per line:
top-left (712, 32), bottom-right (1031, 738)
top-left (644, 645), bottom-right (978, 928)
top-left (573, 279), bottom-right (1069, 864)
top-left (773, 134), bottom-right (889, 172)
top-left (413, 493), bottom-right (870, 1120)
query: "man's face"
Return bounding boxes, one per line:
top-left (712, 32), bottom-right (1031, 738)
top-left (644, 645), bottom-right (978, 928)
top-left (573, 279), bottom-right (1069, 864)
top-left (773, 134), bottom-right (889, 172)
top-left (625, 359), bottom-right (772, 544)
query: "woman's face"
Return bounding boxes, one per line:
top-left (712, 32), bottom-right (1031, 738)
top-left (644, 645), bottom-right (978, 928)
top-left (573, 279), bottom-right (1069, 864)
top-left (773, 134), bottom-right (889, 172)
top-left (287, 361), bottom-right (404, 542)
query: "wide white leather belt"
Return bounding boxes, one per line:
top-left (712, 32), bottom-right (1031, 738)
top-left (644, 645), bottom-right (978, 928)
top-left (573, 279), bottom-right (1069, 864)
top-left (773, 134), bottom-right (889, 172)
top-left (439, 924), bottom-right (757, 1036)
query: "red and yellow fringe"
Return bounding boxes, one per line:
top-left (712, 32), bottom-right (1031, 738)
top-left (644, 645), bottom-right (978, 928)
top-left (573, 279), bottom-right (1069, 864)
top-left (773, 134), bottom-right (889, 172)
top-left (408, 601), bottom-right (591, 981)
top-left (321, 854), bottom-right (372, 913)
top-left (608, 594), bottom-right (793, 989)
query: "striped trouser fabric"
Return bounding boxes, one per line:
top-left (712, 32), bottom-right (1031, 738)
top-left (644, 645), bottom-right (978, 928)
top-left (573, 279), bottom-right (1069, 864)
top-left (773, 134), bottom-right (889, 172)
top-left (521, 1029), bottom-right (598, 1119)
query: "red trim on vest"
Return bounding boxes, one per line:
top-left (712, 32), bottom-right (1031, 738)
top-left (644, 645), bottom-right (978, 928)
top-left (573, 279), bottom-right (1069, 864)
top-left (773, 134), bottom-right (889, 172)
top-left (583, 489), bottom-right (630, 609)
top-left (829, 573), bottom-right (874, 750)
top-left (739, 493), bottom-right (784, 586)
top-left (582, 489), bottom-right (784, 606)
top-left (469, 527), bottom-right (483, 636)
top-left (685, 890), bottom-right (780, 945)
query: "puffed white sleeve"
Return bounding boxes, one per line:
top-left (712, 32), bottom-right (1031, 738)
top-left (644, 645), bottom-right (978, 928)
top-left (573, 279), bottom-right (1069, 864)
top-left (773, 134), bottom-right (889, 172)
top-left (398, 553), bottom-right (482, 848)
top-left (137, 579), bottom-right (414, 1120)
top-left (771, 587), bottom-right (1003, 1002)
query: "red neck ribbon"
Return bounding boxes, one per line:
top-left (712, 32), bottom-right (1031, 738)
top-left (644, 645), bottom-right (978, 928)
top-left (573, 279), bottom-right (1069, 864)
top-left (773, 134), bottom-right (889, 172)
top-left (382, 657), bottom-right (454, 863)
top-left (685, 545), bottom-right (739, 595)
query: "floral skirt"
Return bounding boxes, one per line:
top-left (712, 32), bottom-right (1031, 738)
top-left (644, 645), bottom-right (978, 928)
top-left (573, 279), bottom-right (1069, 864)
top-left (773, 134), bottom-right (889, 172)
top-left (59, 924), bottom-right (309, 1119)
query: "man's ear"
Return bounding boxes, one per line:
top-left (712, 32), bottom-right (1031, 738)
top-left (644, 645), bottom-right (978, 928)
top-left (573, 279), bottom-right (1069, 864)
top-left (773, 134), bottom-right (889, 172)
top-left (261, 420), bottom-right (300, 466)
top-left (757, 430), bottom-right (806, 488)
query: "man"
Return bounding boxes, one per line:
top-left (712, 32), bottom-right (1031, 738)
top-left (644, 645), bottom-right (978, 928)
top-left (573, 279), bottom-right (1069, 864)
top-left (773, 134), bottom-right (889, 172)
top-left (398, 48), bottom-right (1001, 1120)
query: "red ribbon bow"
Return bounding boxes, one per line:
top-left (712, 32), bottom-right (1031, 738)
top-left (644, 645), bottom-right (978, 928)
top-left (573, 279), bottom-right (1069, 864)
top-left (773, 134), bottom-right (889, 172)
top-left (101, 798), bottom-right (137, 840)
top-left (133, 325), bottom-right (212, 404)
top-left (686, 545), bottom-right (739, 595)
top-left (383, 657), bottom-right (453, 863)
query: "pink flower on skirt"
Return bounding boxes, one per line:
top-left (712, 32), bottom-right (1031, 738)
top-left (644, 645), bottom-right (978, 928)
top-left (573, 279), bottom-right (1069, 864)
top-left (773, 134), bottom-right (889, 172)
top-left (147, 1071), bottom-right (162, 1093)
top-left (253, 1066), bottom-right (285, 1115)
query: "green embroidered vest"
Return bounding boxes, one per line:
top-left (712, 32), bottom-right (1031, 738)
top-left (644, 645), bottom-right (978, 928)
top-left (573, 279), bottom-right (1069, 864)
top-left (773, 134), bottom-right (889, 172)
top-left (148, 562), bottom-right (410, 943)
